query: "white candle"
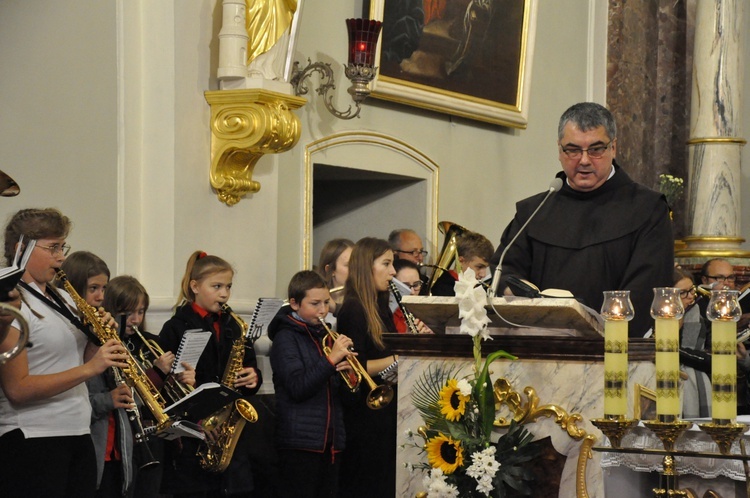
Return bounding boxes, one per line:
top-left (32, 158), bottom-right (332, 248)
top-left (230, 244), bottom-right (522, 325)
top-left (604, 320), bottom-right (628, 419)
top-left (655, 317), bottom-right (680, 422)
top-left (711, 320), bottom-right (737, 423)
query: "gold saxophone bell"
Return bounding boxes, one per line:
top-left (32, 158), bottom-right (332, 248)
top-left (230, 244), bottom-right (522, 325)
top-left (197, 303), bottom-right (259, 473)
top-left (426, 221), bottom-right (468, 295)
top-left (318, 318), bottom-right (394, 410)
top-left (0, 303), bottom-right (30, 364)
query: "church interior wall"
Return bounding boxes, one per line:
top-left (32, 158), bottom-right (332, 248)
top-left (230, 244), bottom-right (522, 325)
top-left (0, 0), bottom-right (749, 328)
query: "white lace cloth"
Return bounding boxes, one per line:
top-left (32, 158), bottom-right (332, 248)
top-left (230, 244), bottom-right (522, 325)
top-left (599, 422), bottom-right (750, 481)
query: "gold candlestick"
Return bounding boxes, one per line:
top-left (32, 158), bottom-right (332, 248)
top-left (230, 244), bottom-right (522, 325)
top-left (590, 418), bottom-right (637, 448)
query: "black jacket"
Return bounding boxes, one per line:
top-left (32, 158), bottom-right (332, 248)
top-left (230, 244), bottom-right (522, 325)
top-left (492, 164), bottom-right (674, 337)
top-left (268, 305), bottom-right (347, 452)
top-left (158, 303), bottom-right (262, 396)
top-left (157, 303), bottom-right (262, 495)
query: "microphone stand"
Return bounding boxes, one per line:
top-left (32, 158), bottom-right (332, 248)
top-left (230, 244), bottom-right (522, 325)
top-left (488, 178), bottom-right (563, 327)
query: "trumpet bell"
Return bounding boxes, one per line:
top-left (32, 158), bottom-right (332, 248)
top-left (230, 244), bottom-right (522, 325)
top-left (367, 384), bottom-right (394, 410)
top-left (427, 221), bottom-right (468, 295)
top-left (0, 303), bottom-right (29, 364)
top-left (0, 169), bottom-right (20, 197)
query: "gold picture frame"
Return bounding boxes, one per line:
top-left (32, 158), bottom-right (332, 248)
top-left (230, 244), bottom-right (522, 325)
top-left (634, 383), bottom-right (656, 421)
top-left (369, 0), bottom-right (538, 129)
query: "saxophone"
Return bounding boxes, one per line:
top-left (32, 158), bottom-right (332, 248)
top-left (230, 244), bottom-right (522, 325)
top-left (56, 270), bottom-right (172, 432)
top-left (197, 304), bottom-right (259, 472)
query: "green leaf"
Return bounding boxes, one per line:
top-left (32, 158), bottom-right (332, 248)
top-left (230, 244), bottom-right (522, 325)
top-left (474, 350), bottom-right (517, 437)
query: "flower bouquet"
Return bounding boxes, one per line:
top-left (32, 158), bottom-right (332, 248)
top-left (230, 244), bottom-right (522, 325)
top-left (658, 174), bottom-right (684, 208)
top-left (404, 269), bottom-right (538, 497)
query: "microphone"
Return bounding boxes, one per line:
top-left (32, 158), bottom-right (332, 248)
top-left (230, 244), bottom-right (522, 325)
top-left (489, 177), bottom-right (563, 298)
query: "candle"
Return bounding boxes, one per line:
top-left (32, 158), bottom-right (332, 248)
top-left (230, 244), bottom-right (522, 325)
top-left (601, 290), bottom-right (634, 420)
top-left (711, 320), bottom-right (737, 423)
top-left (650, 287), bottom-right (684, 423)
top-left (604, 320), bottom-right (629, 418)
top-left (654, 317), bottom-right (681, 421)
top-left (346, 19), bottom-right (383, 66)
top-left (706, 289), bottom-right (742, 425)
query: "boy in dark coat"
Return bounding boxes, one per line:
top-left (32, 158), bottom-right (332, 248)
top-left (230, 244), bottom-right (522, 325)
top-left (268, 270), bottom-right (356, 498)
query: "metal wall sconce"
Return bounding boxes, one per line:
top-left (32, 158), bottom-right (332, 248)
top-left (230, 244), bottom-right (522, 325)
top-left (291, 18), bottom-right (382, 120)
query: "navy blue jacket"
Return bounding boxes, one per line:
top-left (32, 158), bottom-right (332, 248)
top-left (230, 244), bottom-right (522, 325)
top-left (268, 305), bottom-right (346, 452)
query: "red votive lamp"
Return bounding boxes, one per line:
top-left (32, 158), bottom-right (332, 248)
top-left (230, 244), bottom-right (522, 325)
top-left (346, 18), bottom-right (383, 66)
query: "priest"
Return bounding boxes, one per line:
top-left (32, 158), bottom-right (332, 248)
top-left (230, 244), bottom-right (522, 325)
top-left (491, 102), bottom-right (673, 337)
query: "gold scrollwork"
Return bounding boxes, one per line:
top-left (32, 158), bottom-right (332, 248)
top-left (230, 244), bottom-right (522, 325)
top-left (492, 378), bottom-right (595, 498)
top-left (204, 89), bottom-right (306, 205)
top-left (576, 435), bottom-right (596, 498)
top-left (493, 377), bottom-right (587, 440)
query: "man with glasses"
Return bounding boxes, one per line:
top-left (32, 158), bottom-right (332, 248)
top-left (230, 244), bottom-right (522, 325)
top-left (490, 102), bottom-right (673, 337)
top-left (700, 258), bottom-right (736, 291)
top-left (696, 258), bottom-right (743, 318)
top-left (388, 229), bottom-right (430, 295)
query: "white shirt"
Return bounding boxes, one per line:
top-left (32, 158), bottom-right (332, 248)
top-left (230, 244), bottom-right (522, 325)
top-left (0, 283), bottom-right (91, 438)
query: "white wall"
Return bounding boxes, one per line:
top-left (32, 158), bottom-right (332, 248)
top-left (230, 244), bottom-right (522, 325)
top-left (1, 0), bottom-right (748, 329)
top-left (0, 0), bottom-right (118, 264)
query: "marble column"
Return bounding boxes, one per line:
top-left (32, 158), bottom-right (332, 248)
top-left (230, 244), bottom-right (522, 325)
top-left (679, 0), bottom-right (748, 257)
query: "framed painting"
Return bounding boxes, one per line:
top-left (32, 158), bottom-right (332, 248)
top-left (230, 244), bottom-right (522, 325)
top-left (369, 0), bottom-right (538, 129)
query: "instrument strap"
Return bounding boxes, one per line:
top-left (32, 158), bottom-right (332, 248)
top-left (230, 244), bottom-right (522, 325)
top-left (18, 281), bottom-right (97, 341)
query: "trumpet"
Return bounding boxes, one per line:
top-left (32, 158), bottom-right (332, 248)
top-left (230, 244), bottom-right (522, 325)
top-left (0, 303), bottom-right (29, 364)
top-left (318, 317), bottom-right (393, 410)
top-left (132, 325), bottom-right (194, 404)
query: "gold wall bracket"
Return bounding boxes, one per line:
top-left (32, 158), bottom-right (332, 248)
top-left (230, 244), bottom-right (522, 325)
top-left (204, 89), bottom-right (306, 206)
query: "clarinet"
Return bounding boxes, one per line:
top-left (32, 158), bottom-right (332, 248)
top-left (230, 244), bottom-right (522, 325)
top-left (113, 315), bottom-right (159, 470)
top-left (389, 281), bottom-right (420, 334)
top-left (110, 365), bottom-right (160, 470)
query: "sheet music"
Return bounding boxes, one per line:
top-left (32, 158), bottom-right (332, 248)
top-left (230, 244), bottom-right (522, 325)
top-left (171, 329), bottom-right (211, 373)
top-left (249, 298), bottom-right (285, 338)
top-left (162, 381), bottom-right (240, 422)
top-left (148, 420), bottom-right (205, 441)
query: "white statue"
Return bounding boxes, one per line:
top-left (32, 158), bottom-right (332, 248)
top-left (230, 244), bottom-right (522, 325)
top-left (246, 0), bottom-right (297, 81)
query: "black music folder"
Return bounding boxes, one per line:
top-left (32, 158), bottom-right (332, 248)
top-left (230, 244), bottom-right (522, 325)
top-left (163, 382), bottom-right (241, 422)
top-left (0, 236), bottom-right (35, 297)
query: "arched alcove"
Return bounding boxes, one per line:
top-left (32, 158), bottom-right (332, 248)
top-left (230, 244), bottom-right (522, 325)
top-left (303, 131), bottom-right (440, 268)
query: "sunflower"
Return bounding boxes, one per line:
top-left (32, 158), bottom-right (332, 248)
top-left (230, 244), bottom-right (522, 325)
top-left (425, 433), bottom-right (464, 475)
top-left (438, 379), bottom-right (470, 421)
